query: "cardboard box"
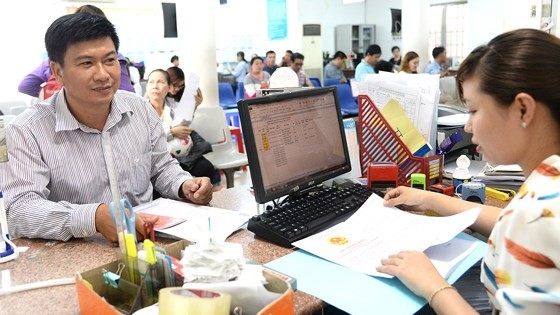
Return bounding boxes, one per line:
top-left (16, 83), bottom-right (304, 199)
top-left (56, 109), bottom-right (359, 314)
top-left (76, 240), bottom-right (294, 315)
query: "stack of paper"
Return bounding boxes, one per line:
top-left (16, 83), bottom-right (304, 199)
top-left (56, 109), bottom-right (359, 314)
top-left (134, 198), bottom-right (250, 243)
top-left (474, 164), bottom-right (524, 190)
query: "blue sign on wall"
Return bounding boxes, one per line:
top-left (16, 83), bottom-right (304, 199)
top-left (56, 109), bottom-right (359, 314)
top-left (267, 0), bottom-right (287, 40)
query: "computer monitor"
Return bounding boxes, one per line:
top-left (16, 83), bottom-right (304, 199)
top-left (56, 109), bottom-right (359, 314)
top-left (238, 87), bottom-right (351, 204)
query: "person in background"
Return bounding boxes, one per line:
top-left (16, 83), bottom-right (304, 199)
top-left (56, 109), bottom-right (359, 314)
top-left (2, 13), bottom-right (212, 243)
top-left (229, 51), bottom-right (249, 95)
top-left (354, 44), bottom-right (382, 81)
top-left (425, 46), bottom-right (449, 77)
top-left (263, 50), bottom-right (278, 75)
top-left (377, 28), bottom-right (560, 314)
top-left (389, 46), bottom-right (401, 70)
top-left (146, 69), bottom-right (216, 183)
top-left (399, 51), bottom-right (420, 74)
top-left (374, 60), bottom-right (394, 73)
top-left (166, 66), bottom-right (203, 110)
top-left (17, 4), bottom-right (135, 98)
top-left (170, 55), bottom-right (179, 67)
top-left (324, 51), bottom-right (348, 84)
top-left (290, 52), bottom-right (314, 88)
top-left (244, 56), bottom-right (271, 98)
top-left (279, 50), bottom-right (293, 67)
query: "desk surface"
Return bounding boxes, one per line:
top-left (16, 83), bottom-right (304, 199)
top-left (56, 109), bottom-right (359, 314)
top-left (0, 186), bottom-right (509, 315)
top-left (0, 187), bottom-right (323, 315)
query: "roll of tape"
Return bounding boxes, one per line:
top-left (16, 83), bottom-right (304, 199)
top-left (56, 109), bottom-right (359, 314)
top-left (159, 288), bottom-right (231, 315)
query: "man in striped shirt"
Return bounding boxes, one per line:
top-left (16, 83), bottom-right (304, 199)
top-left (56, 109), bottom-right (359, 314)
top-left (1, 13), bottom-right (212, 243)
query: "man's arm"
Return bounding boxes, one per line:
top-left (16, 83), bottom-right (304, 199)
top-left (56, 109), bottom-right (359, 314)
top-left (3, 123), bottom-right (99, 241)
top-left (18, 59), bottom-right (51, 97)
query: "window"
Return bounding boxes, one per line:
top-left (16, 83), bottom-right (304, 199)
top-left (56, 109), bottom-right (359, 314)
top-left (429, 2), bottom-right (468, 66)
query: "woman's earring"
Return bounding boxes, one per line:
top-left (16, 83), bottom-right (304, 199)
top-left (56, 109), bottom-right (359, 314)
top-left (521, 121), bottom-right (527, 129)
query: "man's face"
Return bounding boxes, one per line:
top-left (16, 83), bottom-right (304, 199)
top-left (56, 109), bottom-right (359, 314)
top-left (333, 57), bottom-right (345, 68)
top-left (365, 53), bottom-right (381, 66)
top-left (51, 37), bottom-right (120, 110)
top-left (437, 51), bottom-right (447, 64)
top-left (291, 58), bottom-right (304, 73)
top-left (266, 53), bottom-right (276, 66)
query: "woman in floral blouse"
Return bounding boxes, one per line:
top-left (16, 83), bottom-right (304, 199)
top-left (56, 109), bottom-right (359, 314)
top-left (377, 28), bottom-right (560, 314)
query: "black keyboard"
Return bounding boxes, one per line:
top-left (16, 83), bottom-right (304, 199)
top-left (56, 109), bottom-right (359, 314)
top-left (247, 184), bottom-right (380, 247)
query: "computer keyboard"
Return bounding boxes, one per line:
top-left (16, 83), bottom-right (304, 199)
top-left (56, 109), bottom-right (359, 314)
top-left (247, 184), bottom-right (381, 247)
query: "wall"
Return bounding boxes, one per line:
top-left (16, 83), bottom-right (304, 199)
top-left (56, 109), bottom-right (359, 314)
top-left (297, 0), bottom-right (402, 57)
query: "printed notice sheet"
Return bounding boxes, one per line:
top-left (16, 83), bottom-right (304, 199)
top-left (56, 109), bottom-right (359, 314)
top-left (293, 194), bottom-right (480, 277)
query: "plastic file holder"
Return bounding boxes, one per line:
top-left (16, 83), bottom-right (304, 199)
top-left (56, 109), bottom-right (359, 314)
top-left (357, 95), bottom-right (443, 186)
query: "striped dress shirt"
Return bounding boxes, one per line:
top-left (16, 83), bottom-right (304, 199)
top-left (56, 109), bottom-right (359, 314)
top-left (1, 89), bottom-right (191, 241)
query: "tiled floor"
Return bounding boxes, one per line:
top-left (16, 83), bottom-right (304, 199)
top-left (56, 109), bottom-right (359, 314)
top-left (218, 166), bottom-right (252, 189)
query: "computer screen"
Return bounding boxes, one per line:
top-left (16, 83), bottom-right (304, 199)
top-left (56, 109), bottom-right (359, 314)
top-left (238, 87), bottom-right (351, 204)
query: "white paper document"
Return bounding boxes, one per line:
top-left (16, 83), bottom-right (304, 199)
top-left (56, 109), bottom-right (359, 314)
top-left (293, 194), bottom-right (480, 277)
top-left (173, 72), bottom-right (200, 125)
top-left (134, 198), bottom-right (250, 243)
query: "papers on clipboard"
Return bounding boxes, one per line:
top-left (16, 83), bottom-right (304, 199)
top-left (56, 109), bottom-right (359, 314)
top-left (172, 72), bottom-right (200, 126)
top-left (134, 198), bottom-right (250, 243)
top-left (292, 193), bottom-right (480, 278)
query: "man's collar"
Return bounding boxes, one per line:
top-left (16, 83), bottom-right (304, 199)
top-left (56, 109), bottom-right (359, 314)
top-left (54, 89), bottom-right (133, 132)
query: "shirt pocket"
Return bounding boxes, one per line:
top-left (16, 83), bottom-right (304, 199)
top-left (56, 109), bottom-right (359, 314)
top-left (129, 152), bottom-right (152, 196)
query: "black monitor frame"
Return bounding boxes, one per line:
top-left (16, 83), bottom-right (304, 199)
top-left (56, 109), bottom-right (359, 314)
top-left (238, 87), bottom-right (351, 204)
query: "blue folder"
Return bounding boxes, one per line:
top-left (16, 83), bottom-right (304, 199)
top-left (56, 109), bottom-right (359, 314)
top-left (265, 233), bottom-right (487, 315)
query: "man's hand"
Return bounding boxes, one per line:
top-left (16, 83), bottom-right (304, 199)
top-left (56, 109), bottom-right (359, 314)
top-left (95, 204), bottom-right (160, 243)
top-left (181, 177), bottom-right (213, 204)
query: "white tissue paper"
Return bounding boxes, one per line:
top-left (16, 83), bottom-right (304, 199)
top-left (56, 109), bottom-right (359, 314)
top-left (182, 264), bottom-right (283, 315)
top-left (268, 67), bottom-right (299, 88)
top-left (181, 241), bottom-right (245, 283)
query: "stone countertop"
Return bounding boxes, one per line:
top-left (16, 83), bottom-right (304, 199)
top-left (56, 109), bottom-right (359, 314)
top-left (0, 186), bottom-right (323, 315)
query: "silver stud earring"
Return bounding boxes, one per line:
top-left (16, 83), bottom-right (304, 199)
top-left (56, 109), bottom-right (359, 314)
top-left (521, 121), bottom-right (527, 129)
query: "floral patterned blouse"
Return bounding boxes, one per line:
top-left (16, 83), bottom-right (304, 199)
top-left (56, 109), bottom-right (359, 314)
top-left (481, 155), bottom-right (560, 314)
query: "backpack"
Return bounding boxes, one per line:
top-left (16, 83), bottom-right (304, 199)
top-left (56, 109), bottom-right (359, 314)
top-left (39, 74), bottom-right (62, 100)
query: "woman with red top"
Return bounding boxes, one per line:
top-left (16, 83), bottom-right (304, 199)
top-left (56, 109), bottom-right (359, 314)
top-left (243, 56), bottom-right (271, 98)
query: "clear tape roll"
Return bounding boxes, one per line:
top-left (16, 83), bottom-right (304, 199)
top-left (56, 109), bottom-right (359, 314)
top-left (159, 288), bottom-right (231, 315)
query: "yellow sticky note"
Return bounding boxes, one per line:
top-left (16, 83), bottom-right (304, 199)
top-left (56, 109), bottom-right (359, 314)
top-left (381, 99), bottom-right (428, 155)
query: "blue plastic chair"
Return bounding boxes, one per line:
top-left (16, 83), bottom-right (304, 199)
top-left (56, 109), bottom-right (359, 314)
top-left (323, 78), bottom-right (340, 87)
top-left (218, 83), bottom-right (237, 109)
top-left (335, 84), bottom-right (359, 116)
top-left (235, 82), bottom-right (245, 101)
top-left (309, 77), bottom-right (321, 88)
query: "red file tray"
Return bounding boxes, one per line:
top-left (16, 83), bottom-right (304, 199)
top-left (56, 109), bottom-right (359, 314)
top-left (357, 95), bottom-right (443, 186)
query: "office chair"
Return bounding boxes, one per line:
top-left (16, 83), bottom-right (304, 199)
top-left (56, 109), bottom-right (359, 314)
top-left (335, 84), bottom-right (359, 116)
top-left (323, 78), bottom-right (340, 87)
top-left (309, 77), bottom-right (321, 87)
top-left (218, 83), bottom-right (237, 109)
top-left (235, 82), bottom-right (245, 101)
top-left (191, 106), bottom-right (248, 188)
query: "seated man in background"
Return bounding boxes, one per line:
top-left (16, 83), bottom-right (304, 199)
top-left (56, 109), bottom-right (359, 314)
top-left (354, 44), bottom-right (382, 81)
top-left (425, 46), bottom-right (449, 77)
top-left (2, 12), bottom-right (212, 243)
top-left (290, 52), bottom-right (314, 87)
top-left (323, 51), bottom-right (348, 84)
top-left (263, 50), bottom-right (278, 75)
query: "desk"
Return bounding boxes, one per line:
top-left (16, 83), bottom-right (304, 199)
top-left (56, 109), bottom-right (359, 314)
top-left (0, 187), bottom-right (322, 315)
top-left (0, 187), bottom-right (508, 315)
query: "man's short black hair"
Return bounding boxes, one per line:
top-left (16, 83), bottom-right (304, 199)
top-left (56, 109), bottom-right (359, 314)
top-left (170, 55), bottom-right (179, 63)
top-left (266, 50), bottom-right (275, 56)
top-left (432, 46), bottom-right (446, 59)
top-left (291, 52), bottom-right (304, 62)
top-left (333, 51), bottom-right (347, 60)
top-left (365, 44), bottom-right (382, 56)
top-left (45, 12), bottom-right (119, 67)
top-left (286, 50), bottom-right (293, 54)
top-left (391, 46), bottom-right (400, 53)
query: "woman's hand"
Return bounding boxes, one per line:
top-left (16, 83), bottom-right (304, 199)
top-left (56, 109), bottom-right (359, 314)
top-left (383, 186), bottom-right (434, 213)
top-left (171, 126), bottom-right (192, 139)
top-left (194, 88), bottom-right (203, 107)
top-left (376, 250), bottom-right (448, 300)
